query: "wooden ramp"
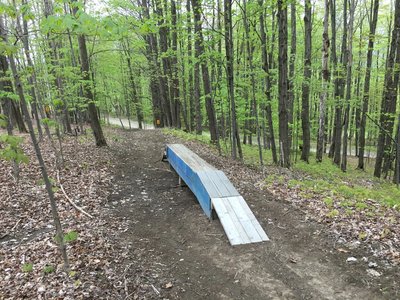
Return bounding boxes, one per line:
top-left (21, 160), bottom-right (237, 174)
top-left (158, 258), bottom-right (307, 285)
top-left (166, 144), bottom-right (269, 245)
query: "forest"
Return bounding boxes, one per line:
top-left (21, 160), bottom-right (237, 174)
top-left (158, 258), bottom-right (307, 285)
top-left (0, 0), bottom-right (399, 175)
top-left (1, 0), bottom-right (400, 298)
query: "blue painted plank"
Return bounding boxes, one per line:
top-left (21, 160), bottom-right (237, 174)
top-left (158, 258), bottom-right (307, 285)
top-left (167, 146), bottom-right (212, 218)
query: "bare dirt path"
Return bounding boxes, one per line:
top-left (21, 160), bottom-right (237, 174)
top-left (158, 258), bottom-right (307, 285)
top-left (106, 128), bottom-right (398, 300)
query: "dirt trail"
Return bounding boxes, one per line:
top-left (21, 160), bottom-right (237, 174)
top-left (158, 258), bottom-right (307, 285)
top-left (106, 129), bottom-right (397, 300)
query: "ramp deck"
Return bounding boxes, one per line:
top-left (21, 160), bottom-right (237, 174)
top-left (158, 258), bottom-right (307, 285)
top-left (166, 144), bottom-right (269, 245)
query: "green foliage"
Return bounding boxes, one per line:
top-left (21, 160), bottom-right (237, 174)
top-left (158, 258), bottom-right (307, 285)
top-left (0, 135), bottom-right (29, 164)
top-left (41, 118), bottom-right (58, 128)
top-left (293, 158), bottom-right (400, 211)
top-left (326, 209), bottom-right (339, 218)
top-left (43, 265), bottom-right (55, 274)
top-left (69, 270), bottom-right (77, 278)
top-left (22, 263), bottom-right (33, 273)
top-left (63, 231), bottom-right (78, 243)
top-left (0, 114), bottom-right (7, 127)
top-left (323, 197), bottom-right (334, 208)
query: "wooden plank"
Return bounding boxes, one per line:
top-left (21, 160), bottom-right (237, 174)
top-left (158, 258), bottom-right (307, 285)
top-left (213, 197), bottom-right (251, 244)
top-left (197, 172), bottom-right (221, 198)
top-left (211, 198), bottom-right (244, 245)
top-left (206, 171), bottom-right (231, 196)
top-left (213, 171), bottom-right (240, 196)
top-left (167, 144), bottom-right (215, 172)
top-left (226, 197), bottom-right (264, 243)
top-left (236, 196), bottom-right (269, 241)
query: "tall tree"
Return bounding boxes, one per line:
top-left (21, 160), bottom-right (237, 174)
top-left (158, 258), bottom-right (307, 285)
top-left (154, 0), bottom-right (173, 126)
top-left (72, 1), bottom-right (107, 146)
top-left (316, 0), bottom-right (330, 162)
top-left (341, 0), bottom-right (356, 172)
top-left (287, 0), bottom-right (296, 151)
top-left (191, 0), bottom-right (218, 143)
top-left (374, 0), bottom-right (400, 178)
top-left (301, 0), bottom-right (312, 162)
top-left (170, 0), bottom-right (181, 128)
top-left (259, 1), bottom-right (278, 164)
top-left (277, 0), bottom-right (290, 168)
top-left (224, 0), bottom-right (242, 160)
top-left (358, 0), bottom-right (379, 170)
top-left (242, 0), bottom-right (263, 166)
top-left (332, 0), bottom-right (349, 165)
top-left (43, 0), bottom-right (72, 134)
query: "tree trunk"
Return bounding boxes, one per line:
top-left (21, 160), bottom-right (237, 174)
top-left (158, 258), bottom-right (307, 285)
top-left (242, 0), bottom-right (263, 167)
top-left (358, 0), bottom-right (379, 170)
top-left (259, 0), bottom-right (278, 164)
top-left (332, 0), bottom-right (349, 166)
top-left (155, 0), bottom-right (174, 126)
top-left (316, 0), bottom-right (330, 162)
top-left (186, 0), bottom-right (195, 131)
top-left (277, 0), bottom-right (290, 168)
top-left (375, 0), bottom-right (400, 178)
top-left (288, 0), bottom-right (296, 152)
top-left (18, 0), bottom-right (43, 139)
top-left (191, 0), bottom-right (218, 143)
top-left (341, 0), bottom-right (356, 172)
top-left (43, 0), bottom-right (72, 134)
top-left (72, 3), bottom-right (107, 146)
top-left (140, 0), bottom-right (164, 126)
top-left (123, 43), bottom-right (144, 129)
top-left (224, 0), bottom-right (242, 160)
top-left (301, 0), bottom-right (312, 162)
top-left (171, 0), bottom-right (181, 128)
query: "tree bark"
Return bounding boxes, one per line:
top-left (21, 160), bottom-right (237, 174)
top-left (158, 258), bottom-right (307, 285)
top-left (155, 0), bottom-right (174, 126)
top-left (332, 0), bottom-right (348, 165)
top-left (242, 0), bottom-right (263, 167)
top-left (341, 0), bottom-right (356, 172)
top-left (374, 0), bottom-right (400, 178)
top-left (288, 0), bottom-right (296, 152)
top-left (277, 0), bottom-right (290, 168)
top-left (301, 0), bottom-right (312, 162)
top-left (191, 0), bottom-right (218, 143)
top-left (259, 2), bottom-right (278, 164)
top-left (43, 0), bottom-right (72, 134)
top-left (316, 0), bottom-right (330, 162)
top-left (224, 0), bottom-right (242, 160)
top-left (72, 3), bottom-right (107, 146)
top-left (358, 0), bottom-right (379, 170)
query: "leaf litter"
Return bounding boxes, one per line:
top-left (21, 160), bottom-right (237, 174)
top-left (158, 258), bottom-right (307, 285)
top-left (0, 128), bottom-right (163, 299)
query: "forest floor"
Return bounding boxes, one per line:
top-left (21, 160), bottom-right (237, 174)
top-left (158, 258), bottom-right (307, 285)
top-left (1, 127), bottom-right (399, 299)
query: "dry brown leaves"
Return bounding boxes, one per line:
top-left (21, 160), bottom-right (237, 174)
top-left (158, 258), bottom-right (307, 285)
top-left (0, 129), bottom-right (126, 299)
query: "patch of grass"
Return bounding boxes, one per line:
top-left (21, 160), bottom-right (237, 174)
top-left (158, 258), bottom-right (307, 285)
top-left (43, 265), bottom-right (55, 274)
top-left (63, 231), bottom-right (78, 243)
top-left (323, 197), bottom-right (334, 208)
top-left (22, 263), bottom-right (33, 273)
top-left (293, 156), bottom-right (400, 211)
top-left (326, 209), bottom-right (339, 218)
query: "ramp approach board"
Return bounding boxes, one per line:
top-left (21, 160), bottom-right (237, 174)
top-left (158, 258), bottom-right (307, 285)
top-left (165, 144), bottom-right (269, 246)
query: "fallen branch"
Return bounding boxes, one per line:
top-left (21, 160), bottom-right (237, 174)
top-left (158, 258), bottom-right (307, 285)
top-left (56, 171), bottom-right (94, 219)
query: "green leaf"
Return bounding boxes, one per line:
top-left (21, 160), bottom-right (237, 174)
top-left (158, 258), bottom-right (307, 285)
top-left (63, 231), bottom-right (78, 243)
top-left (22, 263), bottom-right (33, 273)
